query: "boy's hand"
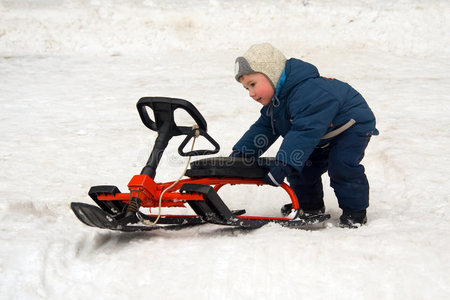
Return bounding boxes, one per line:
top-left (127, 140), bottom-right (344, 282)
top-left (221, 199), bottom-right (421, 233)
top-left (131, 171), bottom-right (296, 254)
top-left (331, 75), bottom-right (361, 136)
top-left (263, 164), bottom-right (294, 186)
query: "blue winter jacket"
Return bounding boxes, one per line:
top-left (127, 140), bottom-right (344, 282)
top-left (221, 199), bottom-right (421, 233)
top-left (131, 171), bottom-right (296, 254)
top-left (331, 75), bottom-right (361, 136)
top-left (232, 58), bottom-right (378, 172)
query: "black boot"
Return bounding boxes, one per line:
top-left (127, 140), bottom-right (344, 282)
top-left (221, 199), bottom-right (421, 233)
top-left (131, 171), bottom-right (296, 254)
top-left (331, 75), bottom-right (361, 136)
top-left (339, 210), bottom-right (367, 228)
top-left (281, 203), bottom-right (325, 217)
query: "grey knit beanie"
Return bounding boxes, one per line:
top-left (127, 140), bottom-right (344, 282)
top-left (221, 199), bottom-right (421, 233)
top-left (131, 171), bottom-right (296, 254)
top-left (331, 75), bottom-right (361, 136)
top-left (234, 43), bottom-right (287, 89)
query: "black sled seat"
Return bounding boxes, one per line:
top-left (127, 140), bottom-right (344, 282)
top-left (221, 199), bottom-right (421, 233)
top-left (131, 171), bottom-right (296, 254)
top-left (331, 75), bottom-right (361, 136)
top-left (185, 157), bottom-right (275, 179)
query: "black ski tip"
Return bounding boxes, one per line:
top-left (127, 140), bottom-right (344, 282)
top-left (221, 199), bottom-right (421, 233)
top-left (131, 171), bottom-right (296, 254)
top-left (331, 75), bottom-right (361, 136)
top-left (70, 202), bottom-right (205, 232)
top-left (70, 202), bottom-right (161, 232)
top-left (71, 202), bottom-right (111, 229)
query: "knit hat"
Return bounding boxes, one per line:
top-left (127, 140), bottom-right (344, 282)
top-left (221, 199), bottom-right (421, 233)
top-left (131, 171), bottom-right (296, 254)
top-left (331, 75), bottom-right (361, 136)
top-left (234, 43), bottom-right (287, 89)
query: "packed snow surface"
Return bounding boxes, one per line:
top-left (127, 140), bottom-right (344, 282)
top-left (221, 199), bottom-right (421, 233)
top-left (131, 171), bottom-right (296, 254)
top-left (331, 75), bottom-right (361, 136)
top-left (1, 0), bottom-right (449, 299)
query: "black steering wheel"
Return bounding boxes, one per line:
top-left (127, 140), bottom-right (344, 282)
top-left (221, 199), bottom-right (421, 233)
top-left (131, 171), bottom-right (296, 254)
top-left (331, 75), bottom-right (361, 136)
top-left (137, 97), bottom-right (220, 157)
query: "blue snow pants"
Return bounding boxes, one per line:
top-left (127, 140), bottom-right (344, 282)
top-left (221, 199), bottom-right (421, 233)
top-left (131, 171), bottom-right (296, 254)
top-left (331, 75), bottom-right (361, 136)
top-left (287, 132), bottom-right (371, 212)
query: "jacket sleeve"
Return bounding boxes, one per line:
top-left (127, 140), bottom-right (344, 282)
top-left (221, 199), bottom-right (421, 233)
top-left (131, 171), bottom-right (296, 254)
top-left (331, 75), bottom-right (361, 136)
top-left (232, 113), bottom-right (279, 158)
top-left (276, 84), bottom-right (340, 172)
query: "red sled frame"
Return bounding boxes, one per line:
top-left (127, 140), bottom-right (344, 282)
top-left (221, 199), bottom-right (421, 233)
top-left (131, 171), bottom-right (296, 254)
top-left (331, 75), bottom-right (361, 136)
top-left (96, 175), bottom-right (300, 221)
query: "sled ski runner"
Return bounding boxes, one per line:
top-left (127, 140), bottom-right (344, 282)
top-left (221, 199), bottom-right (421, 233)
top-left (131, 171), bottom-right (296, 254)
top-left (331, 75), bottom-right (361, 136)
top-left (179, 183), bottom-right (329, 229)
top-left (71, 97), bottom-right (330, 232)
top-left (71, 202), bottom-right (204, 232)
top-left (72, 184), bottom-right (330, 232)
top-left (71, 197), bottom-right (329, 233)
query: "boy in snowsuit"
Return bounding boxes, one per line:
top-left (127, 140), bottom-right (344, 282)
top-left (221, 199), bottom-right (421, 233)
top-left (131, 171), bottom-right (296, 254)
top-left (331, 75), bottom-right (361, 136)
top-left (231, 43), bottom-right (378, 228)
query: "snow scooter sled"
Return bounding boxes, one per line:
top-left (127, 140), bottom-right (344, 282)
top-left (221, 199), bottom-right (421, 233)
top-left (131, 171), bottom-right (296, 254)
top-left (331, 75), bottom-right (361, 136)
top-left (71, 97), bottom-right (330, 232)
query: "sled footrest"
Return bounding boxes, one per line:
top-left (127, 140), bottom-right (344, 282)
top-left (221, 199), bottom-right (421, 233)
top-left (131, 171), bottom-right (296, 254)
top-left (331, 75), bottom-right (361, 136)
top-left (181, 184), bottom-right (268, 228)
top-left (88, 185), bottom-right (126, 215)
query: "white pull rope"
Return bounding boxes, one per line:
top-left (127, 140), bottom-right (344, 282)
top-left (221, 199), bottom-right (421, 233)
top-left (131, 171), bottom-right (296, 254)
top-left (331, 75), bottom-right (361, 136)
top-left (140, 125), bottom-right (200, 225)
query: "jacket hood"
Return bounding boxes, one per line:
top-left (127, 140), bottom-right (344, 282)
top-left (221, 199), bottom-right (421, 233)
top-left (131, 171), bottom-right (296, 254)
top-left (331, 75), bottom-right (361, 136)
top-left (278, 58), bottom-right (320, 99)
top-left (260, 58), bottom-right (321, 135)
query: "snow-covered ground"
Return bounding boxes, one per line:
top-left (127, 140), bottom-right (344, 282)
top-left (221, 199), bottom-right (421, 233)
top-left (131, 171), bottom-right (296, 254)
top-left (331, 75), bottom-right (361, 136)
top-left (1, 0), bottom-right (449, 299)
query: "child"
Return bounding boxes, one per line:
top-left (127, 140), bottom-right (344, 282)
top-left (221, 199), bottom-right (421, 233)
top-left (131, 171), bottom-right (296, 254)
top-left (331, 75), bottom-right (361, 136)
top-left (231, 43), bottom-right (378, 228)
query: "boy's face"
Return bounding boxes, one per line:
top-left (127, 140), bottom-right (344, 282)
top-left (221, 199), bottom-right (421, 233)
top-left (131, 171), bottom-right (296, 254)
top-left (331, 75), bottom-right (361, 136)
top-left (239, 73), bottom-right (274, 106)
